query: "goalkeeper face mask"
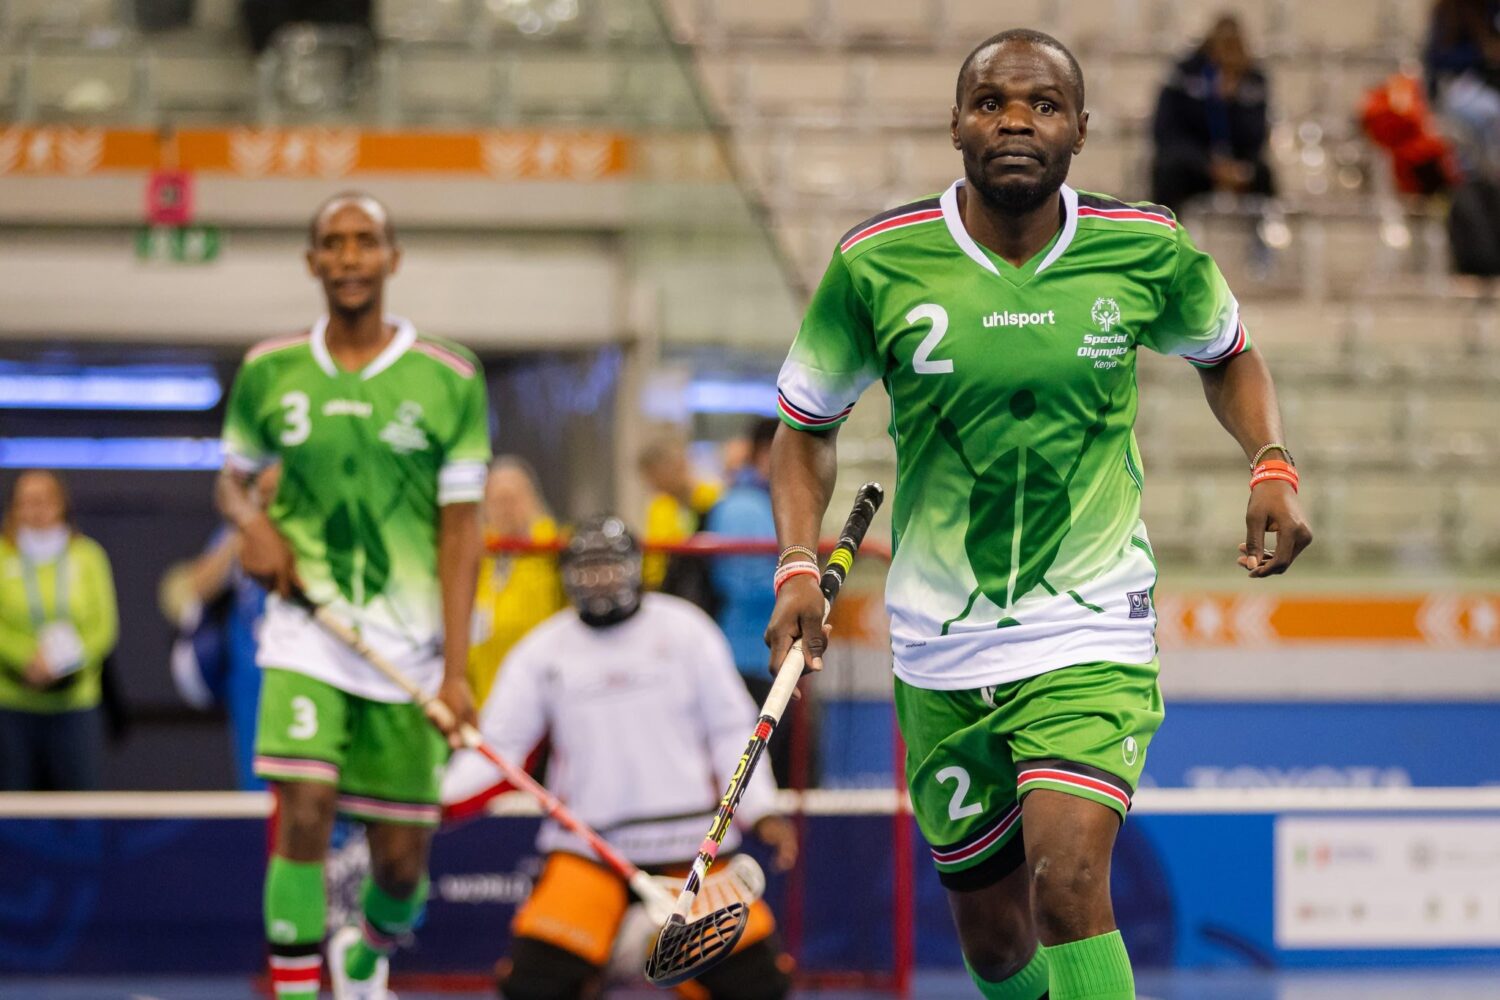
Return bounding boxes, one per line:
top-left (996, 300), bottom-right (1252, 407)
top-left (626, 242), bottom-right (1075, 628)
top-left (562, 515), bottom-right (643, 628)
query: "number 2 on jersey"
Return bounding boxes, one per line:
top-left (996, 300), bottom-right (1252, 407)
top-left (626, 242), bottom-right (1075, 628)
top-left (936, 765), bottom-right (984, 820)
top-left (908, 304), bottom-right (953, 374)
top-left (280, 391), bottom-right (311, 445)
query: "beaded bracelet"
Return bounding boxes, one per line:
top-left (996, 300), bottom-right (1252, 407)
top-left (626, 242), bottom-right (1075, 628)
top-left (1250, 443), bottom-right (1295, 469)
top-left (777, 544), bottom-right (819, 567)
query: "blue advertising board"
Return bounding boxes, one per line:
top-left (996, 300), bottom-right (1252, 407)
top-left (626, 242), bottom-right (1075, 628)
top-left (4, 802), bottom-right (1499, 977)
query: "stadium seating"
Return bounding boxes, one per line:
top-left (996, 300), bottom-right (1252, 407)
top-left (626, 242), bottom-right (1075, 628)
top-left (0, 0), bottom-right (1490, 575)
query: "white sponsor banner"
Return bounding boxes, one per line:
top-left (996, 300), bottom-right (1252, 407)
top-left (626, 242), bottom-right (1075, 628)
top-left (1276, 817), bottom-right (1500, 948)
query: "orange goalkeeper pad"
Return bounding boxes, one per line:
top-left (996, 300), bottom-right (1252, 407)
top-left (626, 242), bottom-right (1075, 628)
top-left (514, 852), bottom-right (775, 970)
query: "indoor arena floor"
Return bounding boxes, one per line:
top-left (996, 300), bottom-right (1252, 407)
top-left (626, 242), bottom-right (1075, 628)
top-left (5, 970), bottom-right (1500, 999)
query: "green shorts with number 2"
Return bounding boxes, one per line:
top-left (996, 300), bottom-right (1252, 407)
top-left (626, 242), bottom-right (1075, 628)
top-left (254, 668), bottom-right (448, 826)
top-left (895, 659), bottom-right (1163, 890)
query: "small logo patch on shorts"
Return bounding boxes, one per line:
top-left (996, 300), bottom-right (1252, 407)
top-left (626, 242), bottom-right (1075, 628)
top-left (1122, 736), bottom-right (1140, 767)
top-left (1127, 590), bottom-right (1151, 619)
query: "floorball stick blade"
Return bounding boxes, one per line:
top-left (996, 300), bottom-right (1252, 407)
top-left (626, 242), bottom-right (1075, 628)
top-left (644, 903), bottom-right (751, 987)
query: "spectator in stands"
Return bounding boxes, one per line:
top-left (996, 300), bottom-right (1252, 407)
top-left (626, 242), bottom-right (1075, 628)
top-left (1425, 0), bottom-right (1500, 169)
top-left (0, 470), bottom-right (118, 791)
top-left (241, 0), bottom-right (373, 53)
top-left (469, 456), bottom-right (566, 705)
top-left (159, 464), bottom-right (279, 791)
top-left (1150, 14), bottom-right (1275, 213)
top-left (706, 418), bottom-right (818, 788)
top-left (638, 430), bottom-right (721, 591)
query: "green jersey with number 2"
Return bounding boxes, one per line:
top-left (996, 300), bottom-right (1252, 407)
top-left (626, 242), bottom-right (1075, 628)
top-left (777, 180), bottom-right (1249, 690)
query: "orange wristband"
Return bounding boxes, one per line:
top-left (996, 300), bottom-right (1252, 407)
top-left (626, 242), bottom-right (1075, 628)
top-left (773, 562), bottom-right (820, 596)
top-left (1250, 459), bottom-right (1299, 492)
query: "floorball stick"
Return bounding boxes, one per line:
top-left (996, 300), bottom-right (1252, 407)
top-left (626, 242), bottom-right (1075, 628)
top-left (293, 594), bottom-right (761, 925)
top-left (646, 481), bottom-right (885, 987)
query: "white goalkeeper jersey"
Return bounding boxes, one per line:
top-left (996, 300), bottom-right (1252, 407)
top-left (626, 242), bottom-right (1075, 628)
top-left (443, 593), bottom-right (779, 866)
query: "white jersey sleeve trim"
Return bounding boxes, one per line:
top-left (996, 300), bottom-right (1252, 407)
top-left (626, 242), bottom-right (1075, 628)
top-left (221, 443), bottom-right (270, 475)
top-left (438, 460), bottom-right (487, 505)
top-left (1183, 313), bottom-right (1249, 367)
top-left (775, 357), bottom-right (873, 429)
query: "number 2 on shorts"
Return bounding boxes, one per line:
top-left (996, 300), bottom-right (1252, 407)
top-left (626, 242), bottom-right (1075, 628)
top-left (287, 695), bottom-right (319, 740)
top-left (936, 765), bottom-right (983, 820)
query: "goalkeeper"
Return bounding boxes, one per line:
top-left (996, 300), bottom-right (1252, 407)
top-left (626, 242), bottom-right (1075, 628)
top-left (444, 516), bottom-right (797, 1000)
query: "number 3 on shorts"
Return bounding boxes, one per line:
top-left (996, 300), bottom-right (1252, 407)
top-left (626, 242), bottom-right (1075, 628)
top-left (936, 765), bottom-right (983, 820)
top-left (287, 695), bottom-right (319, 740)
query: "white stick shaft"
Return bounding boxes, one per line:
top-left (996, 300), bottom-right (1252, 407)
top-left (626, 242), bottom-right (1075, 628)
top-left (761, 643), bottom-right (806, 725)
top-left (307, 603), bottom-right (680, 917)
top-left (310, 607), bottom-right (426, 696)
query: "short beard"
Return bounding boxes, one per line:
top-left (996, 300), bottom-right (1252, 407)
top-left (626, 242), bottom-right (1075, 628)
top-left (965, 152), bottom-right (1072, 215)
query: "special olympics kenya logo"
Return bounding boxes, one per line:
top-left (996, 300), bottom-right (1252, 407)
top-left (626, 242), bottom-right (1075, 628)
top-left (1091, 297), bottom-right (1122, 332)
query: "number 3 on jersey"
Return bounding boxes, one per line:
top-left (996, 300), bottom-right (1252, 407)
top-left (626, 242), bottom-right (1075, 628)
top-left (908, 304), bottom-right (952, 374)
top-left (280, 390), bottom-right (311, 445)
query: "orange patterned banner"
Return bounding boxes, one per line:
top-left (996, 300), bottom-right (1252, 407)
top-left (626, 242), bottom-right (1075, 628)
top-left (0, 126), bottom-right (632, 179)
top-left (1155, 594), bottom-right (1500, 647)
top-left (0, 127), bottom-right (156, 174)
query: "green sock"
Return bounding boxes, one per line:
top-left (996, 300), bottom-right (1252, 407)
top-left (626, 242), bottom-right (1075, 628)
top-left (964, 946), bottom-right (1050, 999)
top-left (1045, 930), bottom-right (1134, 999)
top-left (345, 876), bottom-right (428, 981)
top-left (264, 855), bottom-right (326, 1000)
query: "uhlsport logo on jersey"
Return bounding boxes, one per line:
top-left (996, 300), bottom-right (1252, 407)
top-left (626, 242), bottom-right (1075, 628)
top-left (983, 308), bottom-right (1056, 329)
top-left (379, 400), bottom-right (429, 454)
top-left (1122, 736), bottom-right (1139, 767)
top-left (1091, 297), bottom-right (1122, 331)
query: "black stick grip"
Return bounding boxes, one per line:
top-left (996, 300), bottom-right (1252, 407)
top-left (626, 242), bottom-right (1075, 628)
top-left (820, 481), bottom-right (884, 602)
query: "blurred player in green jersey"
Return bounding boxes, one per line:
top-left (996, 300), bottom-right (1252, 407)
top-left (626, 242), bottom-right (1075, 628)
top-left (217, 193), bottom-right (491, 1000)
top-left (766, 30), bottom-right (1312, 1000)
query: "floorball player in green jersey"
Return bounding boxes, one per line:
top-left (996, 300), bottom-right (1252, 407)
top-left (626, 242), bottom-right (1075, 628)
top-left (766, 29), bottom-right (1313, 1000)
top-left (216, 193), bottom-right (491, 1000)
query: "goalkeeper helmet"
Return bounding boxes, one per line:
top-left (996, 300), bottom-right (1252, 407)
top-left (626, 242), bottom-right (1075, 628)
top-left (562, 514), bottom-right (643, 628)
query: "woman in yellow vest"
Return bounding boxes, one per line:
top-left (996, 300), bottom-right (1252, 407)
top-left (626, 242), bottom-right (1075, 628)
top-left (468, 457), bottom-right (567, 704)
top-left (0, 469), bottom-right (119, 790)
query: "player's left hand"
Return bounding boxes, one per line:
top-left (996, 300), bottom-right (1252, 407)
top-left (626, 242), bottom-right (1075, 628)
top-left (753, 815), bottom-right (798, 872)
top-left (429, 675), bottom-right (478, 750)
top-left (1240, 480), bottom-right (1313, 577)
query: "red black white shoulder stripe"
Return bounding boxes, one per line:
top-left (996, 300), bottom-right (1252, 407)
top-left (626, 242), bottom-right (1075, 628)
top-left (777, 390), bottom-right (853, 428)
top-left (1185, 319), bottom-right (1250, 368)
top-left (245, 331), bottom-right (310, 362)
top-left (839, 196), bottom-right (943, 252)
top-left (412, 337), bottom-right (477, 378)
top-left (1075, 192), bottom-right (1177, 231)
